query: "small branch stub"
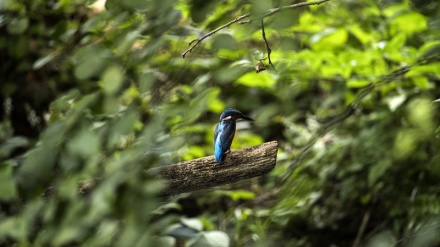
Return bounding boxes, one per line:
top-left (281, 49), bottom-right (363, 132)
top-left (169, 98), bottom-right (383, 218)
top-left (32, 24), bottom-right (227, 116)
top-left (148, 141), bottom-right (279, 196)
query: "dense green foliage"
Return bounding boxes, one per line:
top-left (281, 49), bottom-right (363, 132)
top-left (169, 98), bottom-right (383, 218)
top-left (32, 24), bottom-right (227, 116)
top-left (1, 0), bottom-right (440, 246)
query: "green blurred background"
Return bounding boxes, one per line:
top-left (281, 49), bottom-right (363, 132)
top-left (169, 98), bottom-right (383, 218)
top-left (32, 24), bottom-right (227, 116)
top-left (1, 0), bottom-right (440, 246)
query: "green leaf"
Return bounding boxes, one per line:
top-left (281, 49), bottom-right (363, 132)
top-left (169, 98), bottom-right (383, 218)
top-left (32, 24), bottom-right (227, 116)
top-left (368, 160), bottom-right (392, 187)
top-left (270, 11), bottom-right (298, 30)
top-left (100, 65), bottom-right (124, 95)
top-left (189, 0), bottom-right (215, 23)
top-left (7, 17), bottom-right (29, 34)
top-left (117, 31), bottom-right (139, 54)
top-left (181, 218), bottom-right (203, 231)
top-left (52, 226), bottom-right (84, 246)
top-left (250, 0), bottom-right (272, 18)
top-left (320, 65), bottom-right (344, 78)
top-left (165, 224), bottom-right (199, 239)
top-left (33, 52), bottom-right (57, 70)
top-left (391, 12), bottom-right (427, 35)
top-left (388, 33), bottom-right (406, 50)
top-left (406, 64), bottom-right (440, 77)
top-left (420, 44), bottom-right (440, 63)
top-left (0, 137), bottom-right (28, 159)
top-left (16, 146), bottom-right (56, 197)
top-left (107, 110), bottom-right (139, 148)
top-left (311, 28), bottom-right (348, 51)
top-left (347, 79), bottom-right (370, 88)
top-left (418, 41), bottom-right (440, 56)
top-left (190, 231), bottom-right (230, 247)
top-left (106, 0), bottom-right (150, 12)
top-left (230, 190), bottom-right (255, 201)
top-left (385, 94), bottom-right (406, 112)
top-left (0, 217), bottom-right (26, 240)
top-left (183, 89), bottom-right (216, 124)
top-left (183, 146), bottom-right (205, 160)
top-left (211, 34), bottom-right (236, 50)
top-left (74, 46), bottom-right (111, 80)
top-left (412, 76), bottom-right (432, 90)
top-left (0, 164), bottom-right (18, 200)
top-left (393, 129), bottom-right (418, 159)
top-left (410, 218), bottom-right (440, 247)
top-left (66, 128), bottom-right (100, 158)
top-left (349, 25), bottom-right (371, 45)
top-left (155, 236), bottom-right (175, 247)
top-left (294, 12), bottom-right (322, 32)
top-left (407, 98), bottom-right (434, 134)
top-left (236, 72), bottom-right (277, 88)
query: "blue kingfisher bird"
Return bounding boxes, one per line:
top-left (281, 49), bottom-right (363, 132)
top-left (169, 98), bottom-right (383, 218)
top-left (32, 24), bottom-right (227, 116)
top-left (214, 108), bottom-right (254, 162)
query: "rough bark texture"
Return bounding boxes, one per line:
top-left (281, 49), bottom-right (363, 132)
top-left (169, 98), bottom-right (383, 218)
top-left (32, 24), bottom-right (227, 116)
top-left (148, 141), bottom-right (278, 196)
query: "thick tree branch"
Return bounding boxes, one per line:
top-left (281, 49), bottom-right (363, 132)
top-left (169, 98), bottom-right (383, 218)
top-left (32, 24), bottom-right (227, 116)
top-left (182, 0), bottom-right (331, 58)
top-left (148, 141), bottom-right (278, 196)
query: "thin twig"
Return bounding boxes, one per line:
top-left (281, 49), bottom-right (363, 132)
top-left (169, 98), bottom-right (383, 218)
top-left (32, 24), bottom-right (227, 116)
top-left (182, 14), bottom-right (250, 58)
top-left (352, 206), bottom-right (372, 247)
top-left (182, 0), bottom-right (331, 58)
top-left (260, 19), bottom-right (276, 71)
top-left (263, 0), bottom-right (331, 18)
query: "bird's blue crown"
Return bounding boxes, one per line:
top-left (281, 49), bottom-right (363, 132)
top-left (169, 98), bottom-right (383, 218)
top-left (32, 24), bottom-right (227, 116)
top-left (219, 108), bottom-right (243, 121)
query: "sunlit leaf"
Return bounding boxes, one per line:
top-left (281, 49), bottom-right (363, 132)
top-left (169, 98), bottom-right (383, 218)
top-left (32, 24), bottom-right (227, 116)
top-left (311, 28), bottom-right (348, 51)
top-left (385, 94), bottom-right (406, 112)
top-left (100, 65), bottom-right (124, 95)
top-left (236, 72), bottom-right (276, 88)
top-left (349, 25), bottom-right (371, 45)
top-left (393, 129), bottom-right (418, 159)
top-left (388, 33), bottom-right (406, 50)
top-left (407, 98), bottom-right (434, 134)
top-left (181, 218), bottom-right (203, 231)
top-left (183, 146), bottom-right (205, 160)
top-left (190, 231), bottom-right (230, 247)
top-left (165, 224), bottom-right (199, 239)
top-left (347, 79), bottom-right (370, 88)
top-left (391, 12), bottom-right (427, 35)
top-left (33, 52), bottom-right (57, 70)
top-left (229, 190), bottom-right (255, 201)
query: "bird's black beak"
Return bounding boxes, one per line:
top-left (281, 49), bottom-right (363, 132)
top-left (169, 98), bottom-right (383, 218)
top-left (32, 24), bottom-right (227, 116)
top-left (241, 115), bottom-right (254, 121)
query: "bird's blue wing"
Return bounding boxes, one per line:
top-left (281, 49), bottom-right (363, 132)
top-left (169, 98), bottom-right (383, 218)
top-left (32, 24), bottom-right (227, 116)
top-left (214, 121), bottom-right (236, 162)
top-left (214, 123), bottom-right (220, 144)
top-left (220, 122), bottom-right (235, 150)
top-left (214, 123), bottom-right (223, 162)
